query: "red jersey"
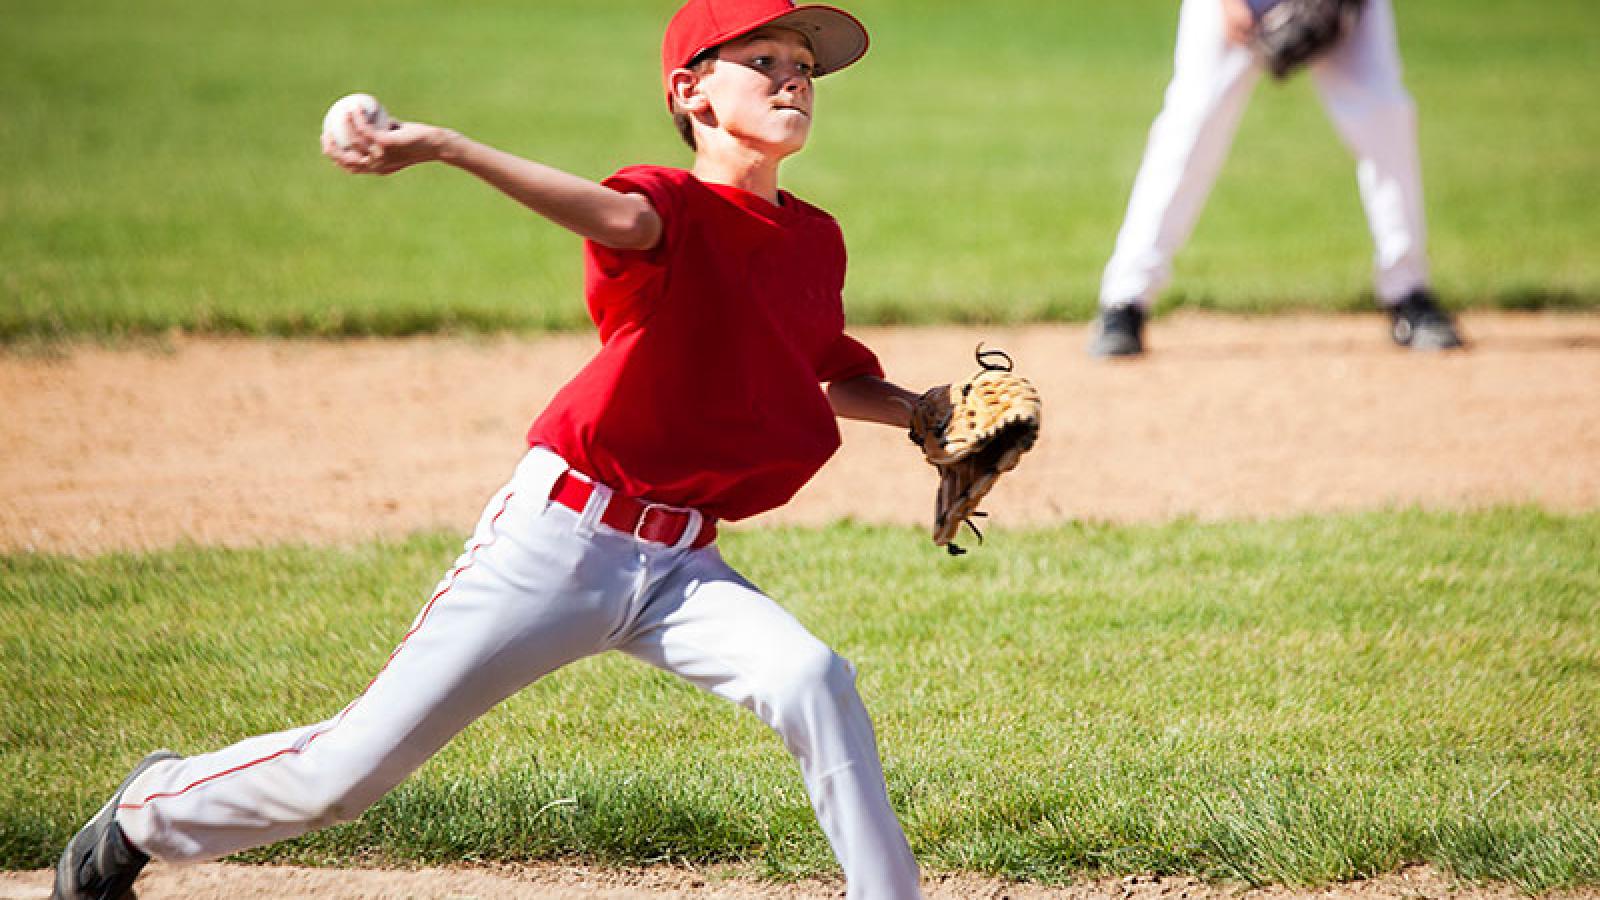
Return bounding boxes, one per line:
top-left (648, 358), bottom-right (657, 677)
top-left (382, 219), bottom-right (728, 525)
top-left (527, 165), bottom-right (884, 522)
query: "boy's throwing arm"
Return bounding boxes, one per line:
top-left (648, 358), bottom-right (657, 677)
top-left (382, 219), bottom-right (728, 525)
top-left (323, 109), bottom-right (660, 251)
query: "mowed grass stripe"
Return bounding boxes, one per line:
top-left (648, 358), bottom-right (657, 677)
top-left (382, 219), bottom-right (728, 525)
top-left (2, 508), bottom-right (1596, 888)
top-left (3, 0), bottom-right (1599, 339)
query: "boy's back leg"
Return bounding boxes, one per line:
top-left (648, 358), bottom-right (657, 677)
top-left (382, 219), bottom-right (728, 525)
top-left (111, 471), bottom-right (642, 865)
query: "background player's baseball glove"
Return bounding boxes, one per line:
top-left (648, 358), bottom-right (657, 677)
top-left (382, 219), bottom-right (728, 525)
top-left (1252, 0), bottom-right (1366, 78)
top-left (909, 347), bottom-right (1042, 555)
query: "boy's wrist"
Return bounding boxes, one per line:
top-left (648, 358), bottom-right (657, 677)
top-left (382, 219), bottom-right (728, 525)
top-left (434, 128), bottom-right (468, 166)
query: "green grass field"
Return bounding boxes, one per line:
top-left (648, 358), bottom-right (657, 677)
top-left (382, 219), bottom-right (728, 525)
top-left (4, 1), bottom-right (1598, 892)
top-left (4, 510), bottom-right (1597, 889)
top-left (4, 0), bottom-right (1599, 339)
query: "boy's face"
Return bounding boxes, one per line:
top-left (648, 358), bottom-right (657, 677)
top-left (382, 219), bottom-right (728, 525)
top-left (695, 27), bottom-right (818, 156)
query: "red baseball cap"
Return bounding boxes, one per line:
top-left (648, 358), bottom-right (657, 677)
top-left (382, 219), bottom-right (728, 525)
top-left (662, 0), bottom-right (869, 101)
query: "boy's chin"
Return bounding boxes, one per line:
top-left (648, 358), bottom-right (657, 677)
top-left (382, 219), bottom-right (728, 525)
top-left (764, 129), bottom-right (811, 157)
top-left (735, 123), bottom-right (811, 156)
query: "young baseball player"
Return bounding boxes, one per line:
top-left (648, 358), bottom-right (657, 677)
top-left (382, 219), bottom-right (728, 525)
top-left (1089, 0), bottom-right (1464, 357)
top-left (51, 1), bottom-right (928, 897)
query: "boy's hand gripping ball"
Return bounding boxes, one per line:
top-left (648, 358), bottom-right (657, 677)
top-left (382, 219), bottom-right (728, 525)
top-left (321, 93), bottom-right (395, 150)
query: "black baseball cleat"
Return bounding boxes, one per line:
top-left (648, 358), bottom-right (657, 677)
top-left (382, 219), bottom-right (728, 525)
top-left (1088, 304), bottom-right (1146, 357)
top-left (1388, 289), bottom-right (1464, 351)
top-left (53, 750), bottom-right (182, 900)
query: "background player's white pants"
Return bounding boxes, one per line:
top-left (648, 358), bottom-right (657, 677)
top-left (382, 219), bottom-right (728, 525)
top-left (1099, 0), bottom-right (1429, 311)
top-left (116, 447), bottom-right (923, 900)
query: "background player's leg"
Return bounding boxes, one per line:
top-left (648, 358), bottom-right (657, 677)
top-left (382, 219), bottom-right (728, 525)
top-left (115, 451), bottom-right (637, 863)
top-left (619, 547), bottom-right (922, 900)
top-left (1309, 0), bottom-right (1429, 303)
top-left (1098, 0), bottom-right (1263, 316)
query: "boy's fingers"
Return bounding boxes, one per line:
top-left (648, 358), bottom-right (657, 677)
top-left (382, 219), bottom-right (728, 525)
top-left (327, 111), bottom-right (416, 175)
top-left (323, 135), bottom-right (353, 163)
top-left (336, 146), bottom-right (372, 174)
top-left (345, 110), bottom-right (373, 151)
top-left (322, 140), bottom-right (358, 172)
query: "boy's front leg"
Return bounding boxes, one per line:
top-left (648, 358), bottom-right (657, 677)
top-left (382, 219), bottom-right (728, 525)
top-left (621, 550), bottom-right (923, 899)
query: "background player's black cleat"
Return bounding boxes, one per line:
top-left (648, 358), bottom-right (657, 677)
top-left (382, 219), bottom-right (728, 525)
top-left (53, 750), bottom-right (182, 900)
top-left (1389, 289), bottom-right (1464, 350)
top-left (1088, 304), bottom-right (1147, 357)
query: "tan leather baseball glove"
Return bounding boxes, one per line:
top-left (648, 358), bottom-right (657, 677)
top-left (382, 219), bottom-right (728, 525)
top-left (908, 347), bottom-right (1042, 555)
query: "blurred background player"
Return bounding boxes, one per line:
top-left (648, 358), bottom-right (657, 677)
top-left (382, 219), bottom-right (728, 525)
top-left (1090, 0), bottom-right (1463, 357)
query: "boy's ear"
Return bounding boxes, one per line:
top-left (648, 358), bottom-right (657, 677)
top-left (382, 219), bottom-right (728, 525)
top-left (668, 67), bottom-right (711, 113)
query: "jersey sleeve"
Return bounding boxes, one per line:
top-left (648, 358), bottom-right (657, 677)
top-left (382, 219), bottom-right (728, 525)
top-left (816, 332), bottom-right (885, 383)
top-left (583, 166), bottom-right (684, 333)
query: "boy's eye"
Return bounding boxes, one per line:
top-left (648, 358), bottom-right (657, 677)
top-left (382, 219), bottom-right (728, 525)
top-left (740, 51), bottom-right (814, 78)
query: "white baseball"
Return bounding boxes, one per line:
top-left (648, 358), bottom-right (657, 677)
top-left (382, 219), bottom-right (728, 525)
top-left (322, 93), bottom-right (394, 151)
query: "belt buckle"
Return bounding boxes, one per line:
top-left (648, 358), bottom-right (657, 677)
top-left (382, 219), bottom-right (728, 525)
top-left (634, 502), bottom-right (701, 550)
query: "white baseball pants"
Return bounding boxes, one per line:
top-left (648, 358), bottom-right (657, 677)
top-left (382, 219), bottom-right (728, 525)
top-left (1099, 0), bottom-right (1430, 310)
top-left (115, 447), bottom-right (923, 899)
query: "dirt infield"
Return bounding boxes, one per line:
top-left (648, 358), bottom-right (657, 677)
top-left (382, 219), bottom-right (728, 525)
top-left (2, 313), bottom-right (1597, 555)
top-left (4, 313), bottom-right (1599, 898)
